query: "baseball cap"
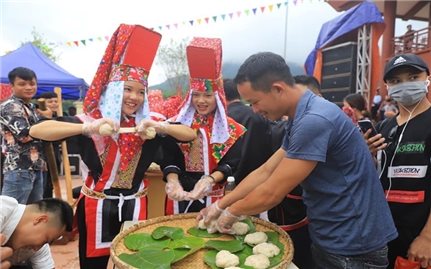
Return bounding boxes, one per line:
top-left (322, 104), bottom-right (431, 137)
top-left (383, 53), bottom-right (430, 81)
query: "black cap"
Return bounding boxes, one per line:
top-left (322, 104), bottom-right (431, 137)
top-left (383, 53), bottom-right (429, 82)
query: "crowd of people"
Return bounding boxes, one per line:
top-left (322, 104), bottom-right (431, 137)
top-left (1, 22), bottom-right (430, 269)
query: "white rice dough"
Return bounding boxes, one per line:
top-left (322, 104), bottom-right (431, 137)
top-left (99, 123), bottom-right (115, 136)
top-left (244, 254), bottom-right (270, 269)
top-left (253, 242), bottom-right (280, 258)
top-left (244, 232), bottom-right (268, 246)
top-left (215, 250), bottom-right (240, 268)
top-left (145, 127), bottom-right (156, 139)
top-left (232, 222), bottom-right (249, 235)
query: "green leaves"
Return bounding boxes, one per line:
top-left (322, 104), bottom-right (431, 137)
top-left (205, 239), bottom-right (244, 253)
top-left (152, 226), bottom-right (184, 240)
top-left (124, 233), bottom-right (170, 251)
top-left (187, 227), bottom-right (222, 238)
top-left (266, 232), bottom-right (285, 267)
top-left (122, 228), bottom-right (206, 267)
top-left (119, 249), bottom-right (175, 269)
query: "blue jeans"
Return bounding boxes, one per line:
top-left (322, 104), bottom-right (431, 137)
top-left (2, 170), bottom-right (43, 204)
top-left (311, 244), bottom-right (389, 269)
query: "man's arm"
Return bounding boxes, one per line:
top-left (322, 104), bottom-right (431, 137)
top-left (228, 157), bottom-right (317, 216)
top-left (218, 148), bottom-right (286, 209)
top-left (408, 209), bottom-right (431, 268)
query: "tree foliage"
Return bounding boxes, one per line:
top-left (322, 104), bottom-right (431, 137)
top-left (156, 37), bottom-right (189, 94)
top-left (21, 27), bottom-right (58, 62)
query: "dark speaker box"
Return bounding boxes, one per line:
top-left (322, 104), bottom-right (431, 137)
top-left (321, 42), bottom-right (357, 105)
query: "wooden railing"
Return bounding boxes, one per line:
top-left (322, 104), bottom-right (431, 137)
top-left (393, 26), bottom-right (431, 54)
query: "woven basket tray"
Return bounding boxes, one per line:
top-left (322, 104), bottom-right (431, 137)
top-left (111, 213), bottom-right (294, 269)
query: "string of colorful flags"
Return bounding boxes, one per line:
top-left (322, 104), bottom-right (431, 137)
top-left (49, 0), bottom-right (322, 48)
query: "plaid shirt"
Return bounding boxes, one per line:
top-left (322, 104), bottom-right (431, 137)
top-left (0, 96), bottom-right (45, 172)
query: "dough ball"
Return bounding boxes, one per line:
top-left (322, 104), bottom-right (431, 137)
top-left (215, 250), bottom-right (239, 268)
top-left (244, 232), bottom-right (268, 246)
top-left (198, 219), bottom-right (207, 230)
top-left (232, 222), bottom-right (249, 235)
top-left (244, 254), bottom-right (270, 269)
top-left (99, 123), bottom-right (115, 136)
top-left (253, 242), bottom-right (280, 258)
top-left (145, 127), bottom-right (156, 139)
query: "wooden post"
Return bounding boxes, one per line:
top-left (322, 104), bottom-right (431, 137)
top-left (54, 87), bottom-right (74, 205)
top-left (37, 98), bottom-right (62, 199)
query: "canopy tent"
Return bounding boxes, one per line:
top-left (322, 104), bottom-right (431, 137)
top-left (304, 1), bottom-right (384, 76)
top-left (0, 43), bottom-right (88, 100)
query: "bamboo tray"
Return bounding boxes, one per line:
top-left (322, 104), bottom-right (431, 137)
top-left (111, 213), bottom-right (294, 269)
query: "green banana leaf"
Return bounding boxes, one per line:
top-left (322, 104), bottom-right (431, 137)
top-left (118, 248), bottom-right (175, 269)
top-left (205, 239), bottom-right (244, 253)
top-left (124, 233), bottom-right (170, 251)
top-left (169, 236), bottom-right (206, 262)
top-left (266, 231), bottom-right (285, 267)
top-left (203, 250), bottom-right (218, 269)
top-left (187, 227), bottom-right (222, 238)
top-left (168, 236), bottom-right (205, 250)
top-left (152, 226), bottom-right (184, 240)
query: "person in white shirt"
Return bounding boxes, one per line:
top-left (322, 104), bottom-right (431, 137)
top-left (0, 196), bottom-right (73, 269)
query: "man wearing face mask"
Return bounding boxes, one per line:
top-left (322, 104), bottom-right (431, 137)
top-left (369, 53), bottom-right (431, 268)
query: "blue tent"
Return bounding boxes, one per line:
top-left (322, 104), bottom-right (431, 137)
top-left (304, 1), bottom-right (384, 75)
top-left (0, 43), bottom-right (88, 100)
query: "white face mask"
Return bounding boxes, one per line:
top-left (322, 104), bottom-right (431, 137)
top-left (388, 80), bottom-right (429, 107)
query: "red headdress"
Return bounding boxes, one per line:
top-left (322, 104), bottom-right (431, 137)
top-left (79, 24), bottom-right (161, 188)
top-left (175, 37), bottom-right (245, 172)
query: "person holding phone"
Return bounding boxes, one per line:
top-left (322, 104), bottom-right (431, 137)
top-left (367, 53), bottom-right (431, 268)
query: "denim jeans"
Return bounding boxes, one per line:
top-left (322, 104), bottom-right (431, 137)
top-left (312, 244), bottom-right (389, 269)
top-left (2, 169), bottom-right (43, 204)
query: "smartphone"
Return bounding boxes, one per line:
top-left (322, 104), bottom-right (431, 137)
top-left (358, 119), bottom-right (378, 136)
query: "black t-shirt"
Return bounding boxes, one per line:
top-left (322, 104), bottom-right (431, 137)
top-left (376, 108), bottom-right (431, 230)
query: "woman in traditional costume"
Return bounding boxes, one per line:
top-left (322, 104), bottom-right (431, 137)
top-left (163, 37), bottom-right (245, 215)
top-left (29, 24), bottom-right (196, 268)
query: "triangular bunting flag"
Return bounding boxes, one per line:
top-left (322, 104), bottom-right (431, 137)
top-left (212, 15), bottom-right (217, 22)
top-left (197, 18), bottom-right (202, 24)
top-left (269, 4), bottom-right (274, 11)
top-left (252, 8), bottom-right (257, 14)
top-left (229, 12), bottom-right (234, 19)
top-left (221, 14), bottom-right (226, 20)
top-left (260, 6), bottom-right (266, 12)
top-left (284, 1), bottom-right (288, 6)
top-left (89, 38), bottom-right (94, 42)
top-left (104, 35), bottom-right (110, 41)
top-left (277, 3), bottom-right (282, 8)
top-left (166, 24), bottom-right (170, 30)
top-left (158, 26), bottom-right (162, 30)
top-left (81, 40), bottom-right (86, 45)
top-left (237, 11), bottom-right (241, 17)
top-left (66, 42), bottom-right (72, 47)
top-left (174, 23), bottom-right (178, 28)
top-left (245, 9), bottom-right (250, 16)
top-left (98, 37), bottom-right (102, 41)
top-left (189, 20), bottom-right (194, 26)
top-left (73, 41), bottom-right (79, 46)
top-left (205, 17), bottom-right (209, 23)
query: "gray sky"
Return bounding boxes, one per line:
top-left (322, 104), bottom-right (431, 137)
top-left (1, 0), bottom-right (426, 86)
